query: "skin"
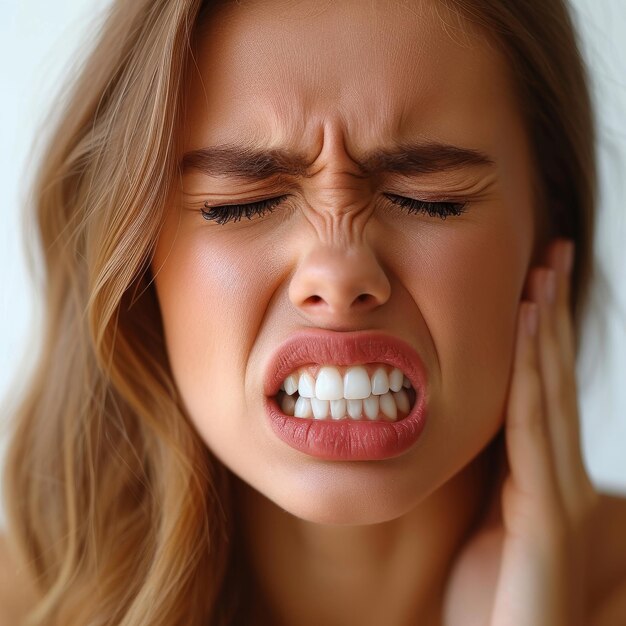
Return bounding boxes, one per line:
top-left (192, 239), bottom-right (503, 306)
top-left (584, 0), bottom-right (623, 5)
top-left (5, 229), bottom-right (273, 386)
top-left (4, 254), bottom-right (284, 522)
top-left (148, 1), bottom-right (622, 624)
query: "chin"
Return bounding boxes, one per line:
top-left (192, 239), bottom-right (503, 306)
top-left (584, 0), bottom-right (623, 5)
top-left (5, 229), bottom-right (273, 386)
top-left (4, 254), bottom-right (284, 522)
top-left (257, 471), bottom-right (430, 526)
top-left (279, 497), bottom-right (416, 526)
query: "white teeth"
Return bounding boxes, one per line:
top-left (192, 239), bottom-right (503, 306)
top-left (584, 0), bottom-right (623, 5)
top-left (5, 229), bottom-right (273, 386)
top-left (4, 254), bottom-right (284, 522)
top-left (389, 368), bottom-right (404, 392)
top-left (370, 367), bottom-right (389, 395)
top-left (379, 392), bottom-right (397, 420)
top-left (298, 372), bottom-right (316, 398)
top-left (294, 396), bottom-right (313, 418)
top-left (347, 398), bottom-right (362, 420)
top-left (282, 364), bottom-right (414, 403)
top-left (311, 397), bottom-right (329, 420)
top-left (279, 388), bottom-right (414, 422)
top-left (330, 398), bottom-right (347, 420)
top-left (280, 393), bottom-right (296, 416)
top-left (343, 366), bottom-right (371, 399)
top-left (393, 388), bottom-right (410, 413)
top-left (315, 366), bottom-right (344, 401)
top-left (283, 373), bottom-right (299, 395)
top-left (363, 394), bottom-right (379, 420)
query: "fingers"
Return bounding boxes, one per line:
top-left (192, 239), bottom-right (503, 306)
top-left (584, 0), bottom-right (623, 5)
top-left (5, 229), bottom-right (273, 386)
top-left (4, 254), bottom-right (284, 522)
top-left (510, 238), bottom-right (597, 533)
top-left (544, 240), bottom-right (576, 366)
top-left (534, 240), bottom-right (598, 522)
top-left (505, 300), bottom-right (552, 497)
top-left (504, 298), bottom-right (563, 530)
top-left (494, 238), bottom-right (597, 626)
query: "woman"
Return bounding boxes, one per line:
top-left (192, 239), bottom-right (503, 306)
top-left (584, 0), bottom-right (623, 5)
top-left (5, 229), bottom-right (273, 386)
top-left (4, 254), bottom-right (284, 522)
top-left (1, 0), bottom-right (625, 624)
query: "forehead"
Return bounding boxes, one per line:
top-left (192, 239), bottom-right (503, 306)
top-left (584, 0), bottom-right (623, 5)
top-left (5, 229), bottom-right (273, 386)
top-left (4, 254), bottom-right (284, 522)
top-left (184, 0), bottom-right (521, 160)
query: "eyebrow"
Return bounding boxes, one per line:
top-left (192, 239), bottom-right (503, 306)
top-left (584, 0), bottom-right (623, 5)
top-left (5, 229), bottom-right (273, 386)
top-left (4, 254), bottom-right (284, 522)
top-left (180, 140), bottom-right (495, 180)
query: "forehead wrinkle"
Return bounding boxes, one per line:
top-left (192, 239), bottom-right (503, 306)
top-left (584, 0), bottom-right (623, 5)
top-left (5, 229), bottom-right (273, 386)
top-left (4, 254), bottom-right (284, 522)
top-left (254, 41), bottom-right (332, 149)
top-left (336, 4), bottom-right (435, 141)
top-left (189, 0), bottom-right (513, 180)
top-left (264, 92), bottom-right (322, 159)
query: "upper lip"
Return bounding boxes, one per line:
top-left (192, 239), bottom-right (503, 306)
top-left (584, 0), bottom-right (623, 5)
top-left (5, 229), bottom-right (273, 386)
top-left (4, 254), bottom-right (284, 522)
top-left (264, 328), bottom-right (428, 397)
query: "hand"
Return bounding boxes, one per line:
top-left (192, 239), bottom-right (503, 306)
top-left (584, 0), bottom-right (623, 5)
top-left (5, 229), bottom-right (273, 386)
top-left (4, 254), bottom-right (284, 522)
top-left (443, 238), bottom-right (601, 626)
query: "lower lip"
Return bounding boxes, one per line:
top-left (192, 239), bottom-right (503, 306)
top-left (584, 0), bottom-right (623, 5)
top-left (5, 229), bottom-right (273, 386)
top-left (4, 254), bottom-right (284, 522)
top-left (264, 393), bottom-right (428, 461)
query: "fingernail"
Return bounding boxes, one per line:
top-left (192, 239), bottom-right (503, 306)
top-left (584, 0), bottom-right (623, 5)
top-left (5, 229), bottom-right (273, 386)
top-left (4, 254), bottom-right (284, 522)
top-left (544, 269), bottom-right (556, 304)
top-left (525, 303), bottom-right (539, 336)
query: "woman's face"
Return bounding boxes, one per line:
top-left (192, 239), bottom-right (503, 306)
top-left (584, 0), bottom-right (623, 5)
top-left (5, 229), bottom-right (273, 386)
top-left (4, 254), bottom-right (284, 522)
top-left (152, 0), bottom-right (536, 524)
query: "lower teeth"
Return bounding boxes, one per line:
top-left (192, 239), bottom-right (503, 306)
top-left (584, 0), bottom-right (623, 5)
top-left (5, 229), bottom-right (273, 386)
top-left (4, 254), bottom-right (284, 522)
top-left (276, 388), bottom-right (416, 421)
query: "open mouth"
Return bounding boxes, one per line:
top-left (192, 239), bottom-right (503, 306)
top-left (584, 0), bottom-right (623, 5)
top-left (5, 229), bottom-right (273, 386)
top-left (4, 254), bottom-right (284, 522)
top-left (264, 330), bottom-right (429, 460)
top-left (273, 363), bottom-right (418, 422)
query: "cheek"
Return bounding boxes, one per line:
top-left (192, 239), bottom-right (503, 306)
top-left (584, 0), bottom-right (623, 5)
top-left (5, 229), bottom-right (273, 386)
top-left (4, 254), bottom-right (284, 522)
top-left (151, 223), bottom-right (276, 429)
top-left (413, 214), bottom-right (531, 440)
top-left (437, 233), bottom-right (521, 377)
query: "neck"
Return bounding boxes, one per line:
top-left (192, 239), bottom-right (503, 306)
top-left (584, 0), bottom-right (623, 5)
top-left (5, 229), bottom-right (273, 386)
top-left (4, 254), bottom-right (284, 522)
top-left (232, 435), bottom-right (501, 626)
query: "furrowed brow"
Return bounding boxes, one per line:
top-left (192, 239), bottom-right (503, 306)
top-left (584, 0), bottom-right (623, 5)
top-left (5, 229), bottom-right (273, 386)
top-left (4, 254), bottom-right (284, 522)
top-left (181, 144), bottom-right (310, 180)
top-left (360, 141), bottom-right (495, 175)
top-left (180, 141), bottom-right (495, 180)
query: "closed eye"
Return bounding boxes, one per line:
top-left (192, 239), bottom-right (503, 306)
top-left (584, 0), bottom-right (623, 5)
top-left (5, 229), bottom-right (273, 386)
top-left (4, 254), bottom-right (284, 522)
top-left (200, 196), bottom-right (287, 225)
top-left (382, 193), bottom-right (468, 219)
top-left (199, 193), bottom-right (468, 225)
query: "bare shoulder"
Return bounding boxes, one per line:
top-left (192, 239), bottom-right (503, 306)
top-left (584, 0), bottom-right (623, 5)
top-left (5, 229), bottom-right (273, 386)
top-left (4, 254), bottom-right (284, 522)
top-left (0, 532), bottom-right (37, 626)
top-left (590, 490), bottom-right (626, 626)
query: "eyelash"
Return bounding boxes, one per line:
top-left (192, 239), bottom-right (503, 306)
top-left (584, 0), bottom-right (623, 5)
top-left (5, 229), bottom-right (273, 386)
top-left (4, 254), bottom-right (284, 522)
top-left (200, 194), bottom-right (468, 225)
top-left (201, 196), bottom-right (285, 225)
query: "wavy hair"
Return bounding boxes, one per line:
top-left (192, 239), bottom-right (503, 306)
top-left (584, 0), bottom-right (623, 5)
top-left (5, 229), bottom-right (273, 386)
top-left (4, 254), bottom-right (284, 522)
top-left (2, 0), bottom-right (597, 624)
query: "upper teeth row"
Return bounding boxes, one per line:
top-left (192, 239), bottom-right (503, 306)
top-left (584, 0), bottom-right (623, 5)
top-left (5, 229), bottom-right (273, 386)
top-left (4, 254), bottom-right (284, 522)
top-left (280, 365), bottom-right (411, 401)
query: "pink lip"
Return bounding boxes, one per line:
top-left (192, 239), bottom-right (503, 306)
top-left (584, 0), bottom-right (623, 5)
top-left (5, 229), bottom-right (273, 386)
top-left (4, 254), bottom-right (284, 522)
top-left (263, 329), bottom-right (429, 461)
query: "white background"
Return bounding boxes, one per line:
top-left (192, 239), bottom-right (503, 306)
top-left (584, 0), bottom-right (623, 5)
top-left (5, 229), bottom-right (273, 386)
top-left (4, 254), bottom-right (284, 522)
top-left (0, 0), bottom-right (625, 527)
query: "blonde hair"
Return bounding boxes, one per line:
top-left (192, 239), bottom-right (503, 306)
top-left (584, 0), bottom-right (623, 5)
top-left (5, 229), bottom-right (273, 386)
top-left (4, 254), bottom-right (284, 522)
top-left (2, 0), bottom-right (597, 624)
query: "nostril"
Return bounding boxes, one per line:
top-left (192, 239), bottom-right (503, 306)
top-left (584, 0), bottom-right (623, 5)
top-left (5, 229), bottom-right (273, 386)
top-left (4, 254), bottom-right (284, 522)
top-left (353, 293), bottom-right (379, 308)
top-left (303, 293), bottom-right (375, 309)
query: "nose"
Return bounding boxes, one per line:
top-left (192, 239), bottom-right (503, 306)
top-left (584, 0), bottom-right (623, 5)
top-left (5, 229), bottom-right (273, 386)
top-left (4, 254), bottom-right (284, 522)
top-left (288, 243), bottom-right (392, 325)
